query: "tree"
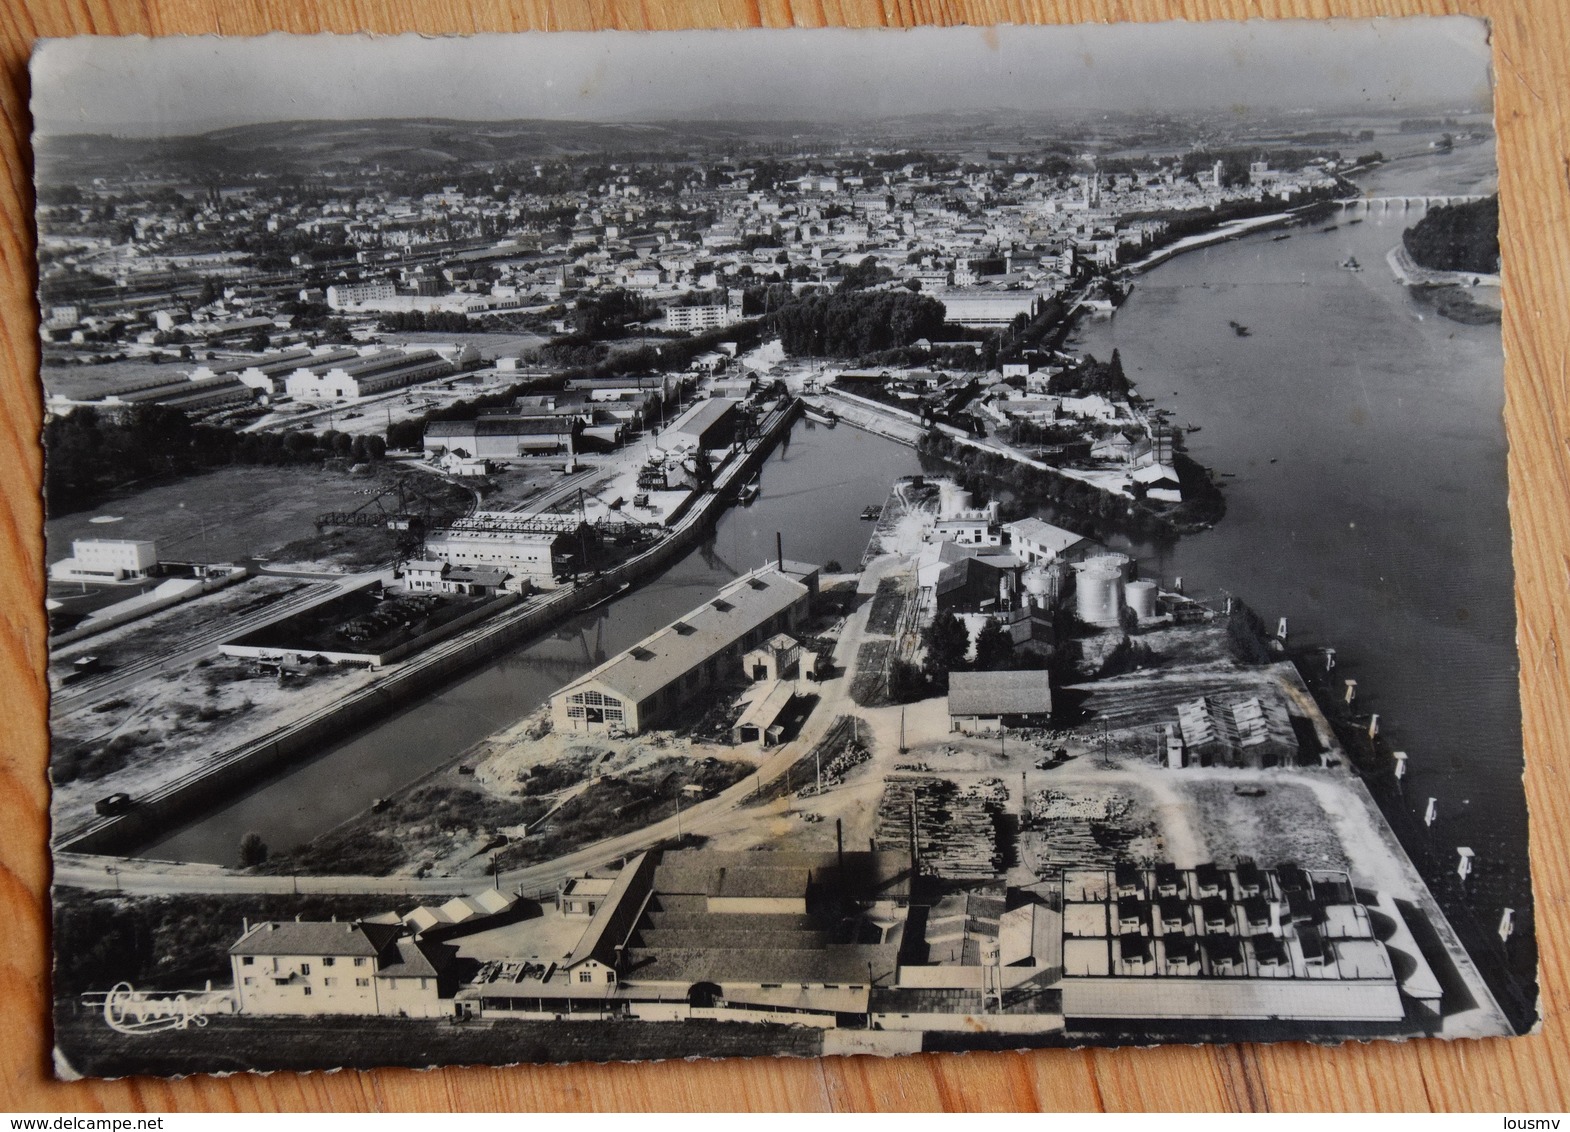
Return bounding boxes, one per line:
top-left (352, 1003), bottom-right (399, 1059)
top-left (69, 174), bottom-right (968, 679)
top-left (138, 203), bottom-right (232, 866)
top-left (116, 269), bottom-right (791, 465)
top-left (1226, 599), bottom-right (1274, 666)
top-left (238, 832), bottom-right (269, 867)
top-left (888, 659), bottom-right (929, 704)
top-left (388, 419), bottom-right (424, 450)
top-left (1402, 195), bottom-right (1499, 274)
top-left (691, 448), bottom-right (715, 489)
top-left (922, 611), bottom-right (971, 690)
top-left (974, 618), bottom-right (1014, 670)
top-left (246, 329), bottom-right (271, 353)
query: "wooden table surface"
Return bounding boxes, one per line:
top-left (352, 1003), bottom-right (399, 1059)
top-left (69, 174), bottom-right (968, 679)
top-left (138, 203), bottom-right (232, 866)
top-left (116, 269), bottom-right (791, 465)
top-left (1, 0), bottom-right (1566, 1112)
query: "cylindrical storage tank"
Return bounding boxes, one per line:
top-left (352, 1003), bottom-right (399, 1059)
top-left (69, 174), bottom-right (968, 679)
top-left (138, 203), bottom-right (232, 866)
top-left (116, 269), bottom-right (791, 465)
top-left (939, 481), bottom-right (973, 519)
top-left (938, 481), bottom-right (960, 517)
top-left (1073, 559), bottom-right (1125, 627)
top-left (1126, 579), bottom-right (1159, 621)
top-left (1022, 566), bottom-right (1053, 599)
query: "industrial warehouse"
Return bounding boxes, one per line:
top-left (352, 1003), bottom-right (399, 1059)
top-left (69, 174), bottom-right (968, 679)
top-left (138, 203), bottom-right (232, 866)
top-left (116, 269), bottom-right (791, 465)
top-left (550, 560), bottom-right (819, 736)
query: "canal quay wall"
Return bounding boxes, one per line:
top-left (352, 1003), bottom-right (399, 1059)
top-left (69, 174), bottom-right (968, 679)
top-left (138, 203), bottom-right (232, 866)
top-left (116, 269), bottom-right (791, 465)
top-left (59, 398), bottom-right (805, 857)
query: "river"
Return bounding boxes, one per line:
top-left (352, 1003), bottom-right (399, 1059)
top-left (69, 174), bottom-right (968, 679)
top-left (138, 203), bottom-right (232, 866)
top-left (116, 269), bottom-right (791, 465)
top-left (137, 419), bottom-right (922, 864)
top-left (1074, 142), bottom-right (1533, 1002)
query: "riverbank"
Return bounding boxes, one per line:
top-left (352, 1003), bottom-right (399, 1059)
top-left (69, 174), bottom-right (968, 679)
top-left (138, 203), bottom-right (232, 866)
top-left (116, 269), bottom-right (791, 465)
top-left (1124, 211), bottom-right (1296, 274)
top-left (1385, 244), bottom-right (1502, 325)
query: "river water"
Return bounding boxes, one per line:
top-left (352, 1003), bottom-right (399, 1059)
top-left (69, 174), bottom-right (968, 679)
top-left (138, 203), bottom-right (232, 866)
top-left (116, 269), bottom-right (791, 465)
top-left (139, 420), bottom-right (920, 863)
top-left (1074, 145), bottom-right (1533, 973)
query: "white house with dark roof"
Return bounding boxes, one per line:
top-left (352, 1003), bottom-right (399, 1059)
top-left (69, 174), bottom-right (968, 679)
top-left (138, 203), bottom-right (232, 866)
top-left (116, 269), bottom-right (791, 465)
top-left (228, 919), bottom-right (456, 1018)
top-left (1004, 517), bottom-right (1096, 566)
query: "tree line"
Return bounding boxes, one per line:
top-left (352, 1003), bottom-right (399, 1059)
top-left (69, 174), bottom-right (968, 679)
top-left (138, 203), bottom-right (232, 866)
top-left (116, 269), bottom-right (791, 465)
top-left (1402, 195), bottom-right (1499, 275)
top-left (46, 404), bottom-right (384, 517)
top-left (769, 289), bottom-right (947, 357)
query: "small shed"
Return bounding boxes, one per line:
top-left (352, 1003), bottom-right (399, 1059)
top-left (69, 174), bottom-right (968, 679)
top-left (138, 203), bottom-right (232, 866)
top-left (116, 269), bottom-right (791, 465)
top-left (743, 633), bottom-right (801, 682)
top-left (732, 679), bottom-right (796, 746)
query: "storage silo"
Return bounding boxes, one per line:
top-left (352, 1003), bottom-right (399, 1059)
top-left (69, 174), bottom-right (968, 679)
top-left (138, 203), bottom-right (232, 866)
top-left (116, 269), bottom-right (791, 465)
top-left (1022, 565), bottom-right (1054, 610)
top-left (939, 481), bottom-right (973, 519)
top-left (1073, 558), bottom-right (1125, 627)
top-left (1126, 579), bottom-right (1159, 622)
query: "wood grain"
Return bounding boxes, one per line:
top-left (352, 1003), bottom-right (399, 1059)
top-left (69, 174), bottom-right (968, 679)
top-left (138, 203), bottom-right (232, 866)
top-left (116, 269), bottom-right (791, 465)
top-left (1, 0), bottom-right (1567, 1112)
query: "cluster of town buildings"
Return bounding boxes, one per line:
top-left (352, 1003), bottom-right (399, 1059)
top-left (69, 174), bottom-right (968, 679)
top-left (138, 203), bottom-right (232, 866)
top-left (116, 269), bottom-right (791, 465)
top-left (38, 148), bottom-right (1342, 421)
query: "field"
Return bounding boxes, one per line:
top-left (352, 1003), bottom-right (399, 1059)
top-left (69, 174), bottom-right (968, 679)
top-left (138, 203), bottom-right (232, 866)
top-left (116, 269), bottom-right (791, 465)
top-left (45, 463), bottom-right (464, 569)
top-left (377, 330), bottom-right (548, 359)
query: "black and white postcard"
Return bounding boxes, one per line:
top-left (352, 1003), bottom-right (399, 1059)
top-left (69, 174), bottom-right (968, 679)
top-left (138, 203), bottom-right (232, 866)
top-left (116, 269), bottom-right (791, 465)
top-left (31, 20), bottom-right (1535, 1078)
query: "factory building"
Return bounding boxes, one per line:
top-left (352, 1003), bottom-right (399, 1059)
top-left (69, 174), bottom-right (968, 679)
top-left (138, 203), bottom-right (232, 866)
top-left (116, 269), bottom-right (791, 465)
top-left (1133, 463), bottom-right (1183, 503)
top-left (940, 290), bottom-right (1043, 328)
top-left (916, 540), bottom-right (1023, 614)
top-left (1057, 863), bottom-right (1420, 1023)
top-left (669, 397), bottom-right (741, 451)
top-left (189, 346), bottom-right (363, 397)
top-left (422, 518), bottom-right (584, 590)
top-left (284, 348), bottom-right (455, 402)
top-left (399, 560), bottom-right (510, 596)
top-left (1006, 518), bottom-right (1096, 566)
top-left (932, 481), bottom-right (1002, 547)
top-left (454, 849), bottom-right (907, 1027)
top-left (947, 670), bottom-right (1055, 733)
top-left (83, 373), bottom-right (257, 415)
top-left (423, 416), bottom-right (582, 458)
top-left (447, 848), bottom-right (1437, 1034)
top-left (550, 562), bottom-right (817, 735)
top-left (50, 538), bottom-right (160, 582)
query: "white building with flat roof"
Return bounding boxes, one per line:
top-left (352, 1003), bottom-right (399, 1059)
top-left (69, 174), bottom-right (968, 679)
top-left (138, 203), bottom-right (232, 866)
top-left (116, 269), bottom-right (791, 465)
top-left (50, 539), bottom-right (159, 582)
top-left (325, 280), bottom-right (397, 309)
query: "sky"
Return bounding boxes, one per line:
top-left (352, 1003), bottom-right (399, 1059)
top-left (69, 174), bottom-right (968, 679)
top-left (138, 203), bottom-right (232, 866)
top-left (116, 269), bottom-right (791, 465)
top-left (30, 19), bottom-right (1493, 137)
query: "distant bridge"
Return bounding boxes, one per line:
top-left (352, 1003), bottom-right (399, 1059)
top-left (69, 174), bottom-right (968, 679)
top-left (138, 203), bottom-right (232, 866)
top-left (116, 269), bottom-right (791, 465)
top-left (1337, 194), bottom-right (1490, 212)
